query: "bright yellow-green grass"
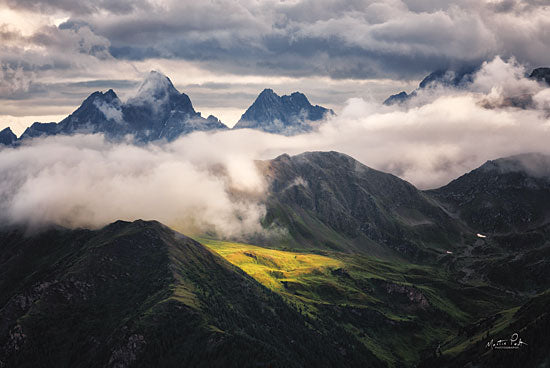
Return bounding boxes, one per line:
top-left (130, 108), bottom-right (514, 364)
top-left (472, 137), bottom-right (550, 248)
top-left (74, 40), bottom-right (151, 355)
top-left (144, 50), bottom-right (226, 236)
top-left (199, 238), bottom-right (343, 293)
top-left (196, 237), bottom-right (485, 367)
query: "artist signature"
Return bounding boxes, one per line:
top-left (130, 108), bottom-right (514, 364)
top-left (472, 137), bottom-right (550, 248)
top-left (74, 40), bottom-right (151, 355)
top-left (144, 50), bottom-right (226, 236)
top-left (486, 333), bottom-right (527, 350)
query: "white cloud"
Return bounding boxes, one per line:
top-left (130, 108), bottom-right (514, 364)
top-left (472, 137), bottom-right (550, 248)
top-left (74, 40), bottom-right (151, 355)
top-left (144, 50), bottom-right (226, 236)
top-left (1, 57), bottom-right (550, 235)
top-left (94, 99), bottom-right (123, 123)
top-left (0, 134), bottom-right (267, 237)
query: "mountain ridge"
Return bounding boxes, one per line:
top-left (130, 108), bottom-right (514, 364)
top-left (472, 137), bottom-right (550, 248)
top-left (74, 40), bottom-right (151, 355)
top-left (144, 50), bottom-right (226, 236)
top-left (0, 219), bottom-right (381, 368)
top-left (2, 75), bottom-right (335, 144)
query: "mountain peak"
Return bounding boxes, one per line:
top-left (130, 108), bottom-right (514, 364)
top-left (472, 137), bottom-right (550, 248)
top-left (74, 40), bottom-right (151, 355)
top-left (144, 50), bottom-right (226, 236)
top-left (256, 88), bottom-right (280, 104)
top-left (130, 70), bottom-right (180, 105)
top-left (287, 91), bottom-right (309, 106)
top-left (0, 127), bottom-right (17, 145)
top-left (104, 89), bottom-right (118, 101)
top-left (234, 89), bottom-right (332, 135)
top-left (83, 89), bottom-right (120, 106)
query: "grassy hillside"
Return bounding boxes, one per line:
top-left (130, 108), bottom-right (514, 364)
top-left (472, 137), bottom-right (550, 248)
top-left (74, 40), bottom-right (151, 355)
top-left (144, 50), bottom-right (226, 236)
top-left (200, 238), bottom-right (522, 367)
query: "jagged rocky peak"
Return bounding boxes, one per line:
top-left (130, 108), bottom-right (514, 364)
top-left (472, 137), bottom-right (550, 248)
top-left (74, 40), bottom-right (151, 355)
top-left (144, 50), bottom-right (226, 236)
top-left (383, 91), bottom-right (408, 106)
top-left (206, 115), bottom-right (221, 124)
top-left (234, 89), bottom-right (334, 135)
top-left (258, 88), bottom-right (278, 99)
top-left (282, 91), bottom-right (310, 106)
top-left (0, 127), bottom-right (17, 145)
top-left (76, 89), bottom-right (121, 114)
top-left (14, 70), bottom-right (229, 143)
top-left (92, 88), bottom-right (119, 102)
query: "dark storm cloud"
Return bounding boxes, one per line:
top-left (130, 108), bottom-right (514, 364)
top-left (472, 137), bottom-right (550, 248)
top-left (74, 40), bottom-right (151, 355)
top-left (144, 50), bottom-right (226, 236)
top-left (0, 20), bottom-right (115, 100)
top-left (55, 0), bottom-right (549, 79)
top-left (2, 0), bottom-right (550, 80)
top-left (2, 0), bottom-right (148, 15)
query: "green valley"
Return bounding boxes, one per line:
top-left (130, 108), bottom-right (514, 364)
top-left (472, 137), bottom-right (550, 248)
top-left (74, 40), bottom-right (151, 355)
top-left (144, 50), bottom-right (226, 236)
top-left (199, 238), bottom-right (529, 367)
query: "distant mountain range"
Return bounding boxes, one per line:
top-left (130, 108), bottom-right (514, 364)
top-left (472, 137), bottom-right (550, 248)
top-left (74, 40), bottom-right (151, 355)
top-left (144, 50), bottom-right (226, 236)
top-left (2, 66), bottom-right (549, 146)
top-left (384, 66), bottom-right (550, 106)
top-left (0, 72), bottom-right (333, 145)
top-left (3, 68), bottom-right (550, 366)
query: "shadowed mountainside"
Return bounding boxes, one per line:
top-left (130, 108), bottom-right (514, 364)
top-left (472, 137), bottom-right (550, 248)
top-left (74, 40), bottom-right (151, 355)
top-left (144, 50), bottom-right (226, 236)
top-left (258, 151), bottom-right (463, 259)
top-left (0, 220), bottom-right (382, 368)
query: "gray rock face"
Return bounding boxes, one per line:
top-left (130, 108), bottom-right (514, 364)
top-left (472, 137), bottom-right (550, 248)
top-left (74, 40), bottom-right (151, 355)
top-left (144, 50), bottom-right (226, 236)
top-left (19, 71), bottom-right (227, 143)
top-left (234, 89), bottom-right (334, 135)
top-left (0, 127), bottom-right (17, 145)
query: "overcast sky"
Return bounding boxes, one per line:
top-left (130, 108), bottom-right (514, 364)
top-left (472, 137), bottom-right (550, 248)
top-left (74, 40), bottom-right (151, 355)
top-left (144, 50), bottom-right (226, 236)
top-left (1, 0), bottom-right (550, 134)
